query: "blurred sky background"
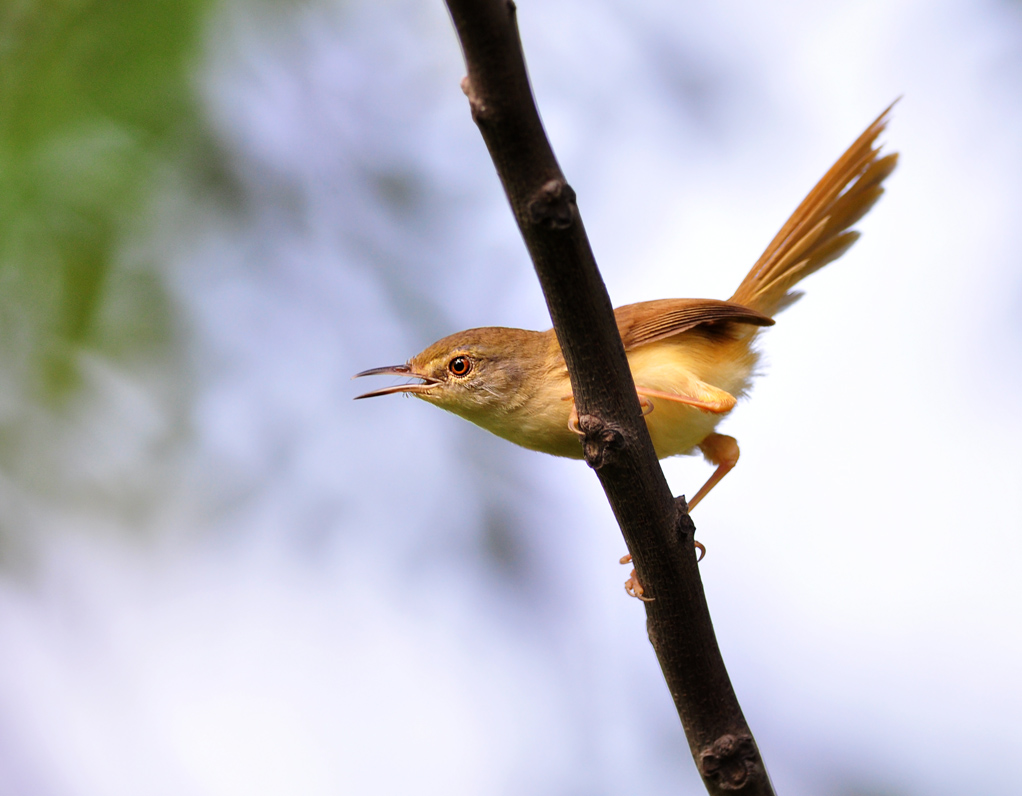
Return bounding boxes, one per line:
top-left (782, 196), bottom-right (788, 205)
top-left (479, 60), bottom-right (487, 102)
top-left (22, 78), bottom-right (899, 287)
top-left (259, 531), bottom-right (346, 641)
top-left (1, 1), bottom-right (1020, 794)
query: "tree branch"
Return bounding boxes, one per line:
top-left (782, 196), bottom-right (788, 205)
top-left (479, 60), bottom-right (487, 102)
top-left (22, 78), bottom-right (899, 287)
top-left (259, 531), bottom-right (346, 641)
top-left (441, 2), bottom-right (775, 794)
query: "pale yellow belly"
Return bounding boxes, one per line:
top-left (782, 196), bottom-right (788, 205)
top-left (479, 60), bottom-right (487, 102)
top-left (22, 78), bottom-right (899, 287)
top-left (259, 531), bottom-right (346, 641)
top-left (507, 390), bottom-right (727, 460)
top-left (645, 400), bottom-right (725, 458)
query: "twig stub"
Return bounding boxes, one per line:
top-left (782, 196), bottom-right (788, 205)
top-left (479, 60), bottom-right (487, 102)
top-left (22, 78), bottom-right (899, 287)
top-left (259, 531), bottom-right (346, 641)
top-left (673, 494), bottom-right (695, 546)
top-left (527, 179), bottom-right (577, 230)
top-left (699, 734), bottom-right (760, 791)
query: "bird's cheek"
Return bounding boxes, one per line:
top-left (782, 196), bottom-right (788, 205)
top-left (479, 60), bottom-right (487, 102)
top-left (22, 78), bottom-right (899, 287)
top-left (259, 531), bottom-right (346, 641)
top-left (415, 386), bottom-right (443, 404)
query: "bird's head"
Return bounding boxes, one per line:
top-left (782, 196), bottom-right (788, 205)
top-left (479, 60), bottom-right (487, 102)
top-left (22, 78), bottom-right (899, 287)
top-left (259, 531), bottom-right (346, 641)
top-left (354, 327), bottom-right (550, 422)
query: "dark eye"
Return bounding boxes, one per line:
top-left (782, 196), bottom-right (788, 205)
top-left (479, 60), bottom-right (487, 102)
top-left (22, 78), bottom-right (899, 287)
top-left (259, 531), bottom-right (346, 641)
top-left (448, 355), bottom-right (472, 377)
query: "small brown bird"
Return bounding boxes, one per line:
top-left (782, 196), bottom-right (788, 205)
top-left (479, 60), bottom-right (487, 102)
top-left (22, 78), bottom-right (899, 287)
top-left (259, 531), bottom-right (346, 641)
top-left (355, 106), bottom-right (897, 513)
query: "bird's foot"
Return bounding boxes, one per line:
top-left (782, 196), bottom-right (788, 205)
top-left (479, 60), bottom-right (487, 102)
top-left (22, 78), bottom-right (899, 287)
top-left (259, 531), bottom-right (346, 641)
top-left (620, 554), bottom-right (654, 602)
top-left (620, 540), bottom-right (706, 600)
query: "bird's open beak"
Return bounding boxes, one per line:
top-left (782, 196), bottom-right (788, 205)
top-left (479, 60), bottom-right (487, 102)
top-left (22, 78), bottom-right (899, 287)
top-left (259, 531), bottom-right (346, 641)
top-left (352, 364), bottom-right (439, 399)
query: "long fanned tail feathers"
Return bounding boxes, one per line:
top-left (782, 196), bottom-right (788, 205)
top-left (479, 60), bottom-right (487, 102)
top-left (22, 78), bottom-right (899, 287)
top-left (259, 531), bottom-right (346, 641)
top-left (730, 103), bottom-right (899, 317)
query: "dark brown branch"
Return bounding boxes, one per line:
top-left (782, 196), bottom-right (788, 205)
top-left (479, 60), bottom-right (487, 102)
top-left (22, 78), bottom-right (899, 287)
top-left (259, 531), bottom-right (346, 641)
top-left (442, 2), bottom-right (775, 794)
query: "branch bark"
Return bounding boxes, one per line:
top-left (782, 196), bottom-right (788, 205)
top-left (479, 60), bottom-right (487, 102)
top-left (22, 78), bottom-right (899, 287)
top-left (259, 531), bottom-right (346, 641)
top-left (441, 2), bottom-right (775, 794)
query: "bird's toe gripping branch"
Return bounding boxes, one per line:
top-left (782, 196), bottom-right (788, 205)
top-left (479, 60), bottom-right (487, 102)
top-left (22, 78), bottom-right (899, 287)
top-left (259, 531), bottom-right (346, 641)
top-left (567, 401), bottom-right (625, 470)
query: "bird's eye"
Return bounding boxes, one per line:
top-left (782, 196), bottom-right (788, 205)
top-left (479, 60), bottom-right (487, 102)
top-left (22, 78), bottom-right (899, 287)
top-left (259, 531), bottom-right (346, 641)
top-left (448, 356), bottom-right (472, 377)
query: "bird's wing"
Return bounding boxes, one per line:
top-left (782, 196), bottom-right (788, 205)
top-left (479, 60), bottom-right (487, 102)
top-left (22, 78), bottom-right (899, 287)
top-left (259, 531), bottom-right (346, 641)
top-left (615, 298), bottom-right (773, 351)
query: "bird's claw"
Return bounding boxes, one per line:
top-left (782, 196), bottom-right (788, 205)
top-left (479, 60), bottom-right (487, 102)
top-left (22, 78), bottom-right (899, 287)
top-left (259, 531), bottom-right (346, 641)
top-left (620, 539), bottom-right (705, 600)
top-left (620, 555), bottom-right (655, 602)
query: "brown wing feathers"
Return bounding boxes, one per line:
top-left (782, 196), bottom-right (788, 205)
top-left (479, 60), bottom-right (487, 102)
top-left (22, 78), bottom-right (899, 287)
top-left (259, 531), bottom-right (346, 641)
top-left (729, 103), bottom-right (898, 317)
top-left (615, 298), bottom-right (774, 351)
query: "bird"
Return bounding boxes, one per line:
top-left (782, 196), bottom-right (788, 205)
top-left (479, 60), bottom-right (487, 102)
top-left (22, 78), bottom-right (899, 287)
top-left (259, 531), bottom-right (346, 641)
top-left (355, 105), bottom-right (897, 518)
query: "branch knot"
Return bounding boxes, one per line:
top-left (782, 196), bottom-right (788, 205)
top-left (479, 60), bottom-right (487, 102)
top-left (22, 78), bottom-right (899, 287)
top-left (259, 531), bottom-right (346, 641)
top-left (699, 733), bottom-right (759, 790)
top-left (576, 413), bottom-right (623, 469)
top-left (527, 179), bottom-right (576, 230)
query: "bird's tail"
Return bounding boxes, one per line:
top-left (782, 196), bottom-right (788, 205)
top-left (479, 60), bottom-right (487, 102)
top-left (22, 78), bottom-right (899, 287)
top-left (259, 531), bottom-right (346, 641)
top-left (729, 103), bottom-right (899, 318)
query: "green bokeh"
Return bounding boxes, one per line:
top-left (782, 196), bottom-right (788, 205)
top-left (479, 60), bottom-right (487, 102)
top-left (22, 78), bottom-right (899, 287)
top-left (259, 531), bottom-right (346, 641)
top-left (0, 0), bottom-right (212, 397)
top-left (0, 1), bottom-right (217, 557)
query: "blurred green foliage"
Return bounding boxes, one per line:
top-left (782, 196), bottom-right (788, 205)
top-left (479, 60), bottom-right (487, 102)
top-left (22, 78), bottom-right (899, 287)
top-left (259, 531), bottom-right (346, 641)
top-left (0, 1), bottom-right (218, 557)
top-left (0, 0), bottom-right (212, 397)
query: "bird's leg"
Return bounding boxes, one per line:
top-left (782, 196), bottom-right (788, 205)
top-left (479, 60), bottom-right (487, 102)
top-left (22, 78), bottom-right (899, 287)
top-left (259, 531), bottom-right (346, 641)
top-left (688, 433), bottom-right (740, 510)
